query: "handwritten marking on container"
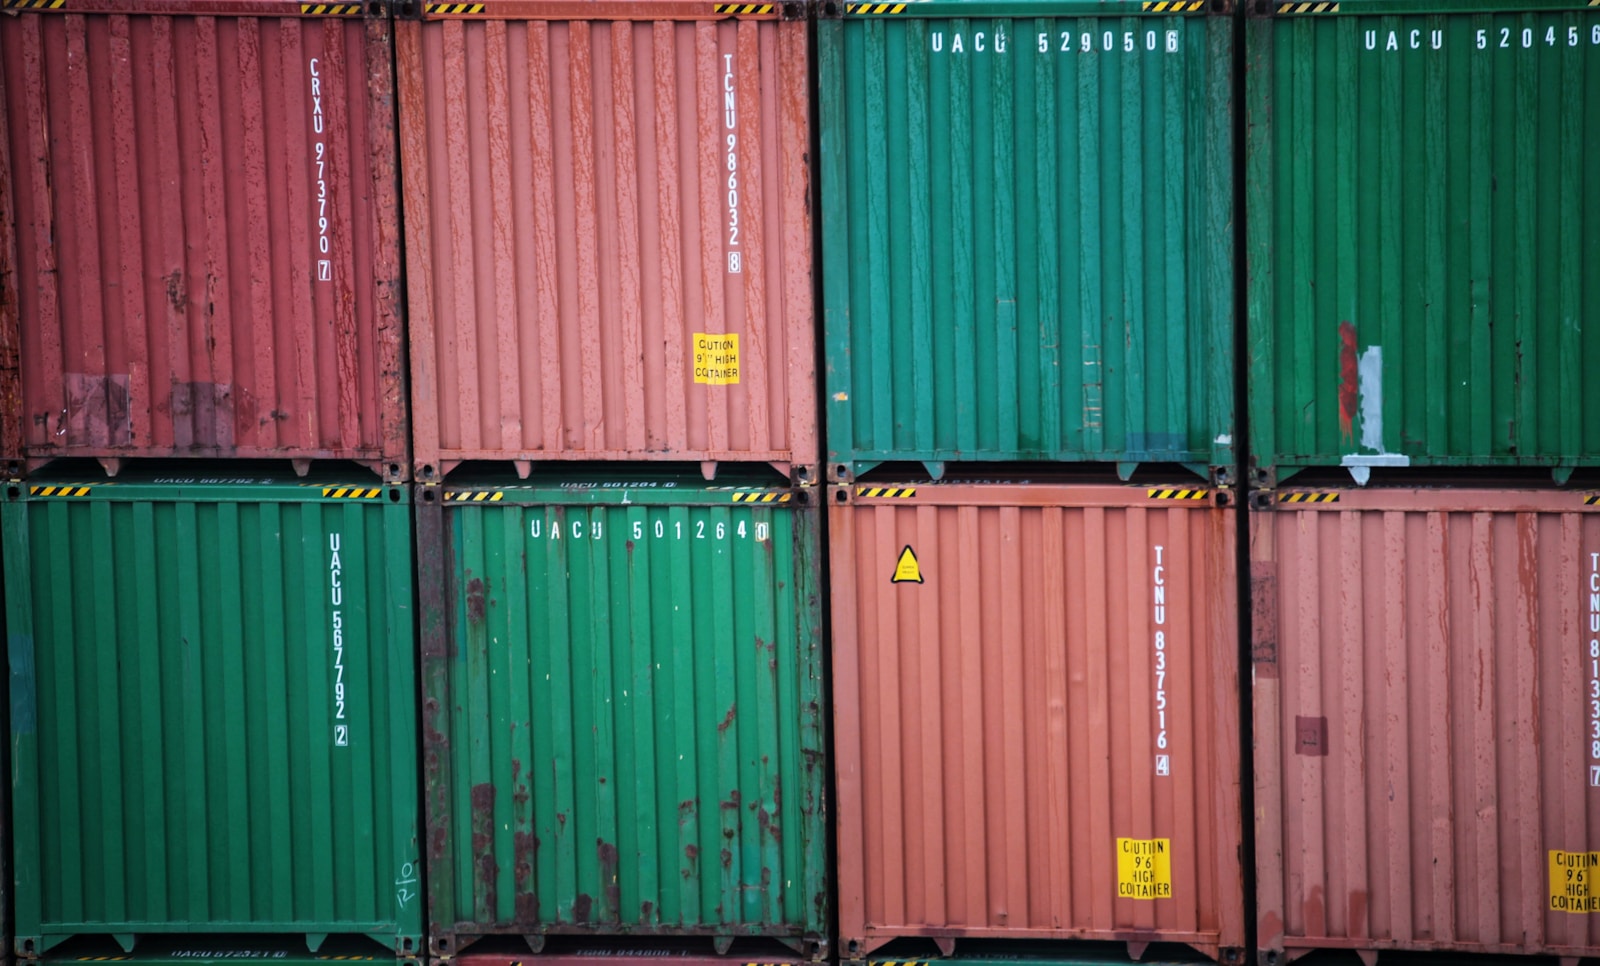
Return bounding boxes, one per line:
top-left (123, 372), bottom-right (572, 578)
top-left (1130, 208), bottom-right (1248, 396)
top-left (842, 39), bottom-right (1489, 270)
top-left (309, 58), bottom-right (332, 282)
top-left (1117, 838), bottom-right (1172, 899)
top-left (395, 861), bottom-right (419, 908)
top-left (891, 546), bottom-right (923, 584)
top-left (1589, 552), bottom-right (1600, 785)
top-left (1152, 545), bottom-right (1170, 775)
top-left (723, 54), bottom-right (742, 273)
top-left (329, 532), bottom-right (348, 746)
top-left (693, 333), bottom-right (741, 385)
top-left (1550, 851), bottom-right (1600, 912)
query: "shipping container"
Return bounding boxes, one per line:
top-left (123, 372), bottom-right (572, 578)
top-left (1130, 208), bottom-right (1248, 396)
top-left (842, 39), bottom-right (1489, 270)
top-left (396, 3), bottom-right (817, 484)
top-left (24, 937), bottom-right (408, 966)
top-left (416, 472), bottom-right (827, 956)
top-left (2, 473), bottom-right (421, 956)
top-left (1245, 1), bottom-right (1600, 482)
top-left (1251, 485), bottom-right (1600, 963)
top-left (453, 940), bottom-right (808, 966)
top-left (818, 1), bottom-right (1235, 482)
top-left (0, 1), bottom-right (408, 481)
top-left (829, 480), bottom-right (1244, 961)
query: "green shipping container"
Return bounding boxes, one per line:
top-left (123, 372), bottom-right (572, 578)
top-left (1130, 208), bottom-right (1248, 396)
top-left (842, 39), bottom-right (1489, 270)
top-left (416, 474), bottom-right (826, 957)
top-left (819, 0), bottom-right (1235, 481)
top-left (1246, 0), bottom-right (1600, 482)
top-left (2, 474), bottom-right (421, 957)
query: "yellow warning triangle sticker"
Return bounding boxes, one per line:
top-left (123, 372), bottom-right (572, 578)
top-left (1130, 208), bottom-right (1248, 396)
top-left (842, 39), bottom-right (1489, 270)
top-left (891, 545), bottom-right (924, 584)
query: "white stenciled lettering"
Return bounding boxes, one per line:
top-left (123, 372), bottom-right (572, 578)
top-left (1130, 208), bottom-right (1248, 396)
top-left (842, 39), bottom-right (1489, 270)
top-left (329, 532), bottom-right (348, 747)
top-left (309, 58), bottom-right (332, 282)
top-left (1589, 551), bottom-right (1600, 782)
top-left (1152, 545), bottom-right (1170, 773)
top-left (723, 54), bottom-right (742, 273)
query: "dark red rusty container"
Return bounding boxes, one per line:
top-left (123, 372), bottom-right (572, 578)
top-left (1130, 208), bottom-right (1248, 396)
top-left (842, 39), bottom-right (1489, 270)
top-left (1252, 486), bottom-right (1600, 965)
top-left (830, 480), bottom-right (1245, 963)
top-left (0, 0), bottom-right (407, 481)
top-left (395, 0), bottom-right (816, 484)
top-left (454, 944), bottom-right (807, 966)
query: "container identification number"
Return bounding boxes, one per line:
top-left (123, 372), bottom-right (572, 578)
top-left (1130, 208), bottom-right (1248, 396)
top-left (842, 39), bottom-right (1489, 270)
top-left (925, 28), bottom-right (1182, 54)
top-left (528, 516), bottom-right (769, 542)
top-left (1152, 545), bottom-right (1171, 777)
top-left (329, 532), bottom-right (348, 747)
top-left (1589, 552), bottom-right (1600, 786)
top-left (1363, 23), bottom-right (1600, 52)
top-left (309, 58), bottom-right (332, 283)
top-left (724, 54), bottom-right (742, 274)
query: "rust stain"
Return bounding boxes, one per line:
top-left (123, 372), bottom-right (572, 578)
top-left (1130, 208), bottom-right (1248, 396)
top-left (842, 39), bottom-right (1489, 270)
top-left (470, 783), bottom-right (498, 906)
top-left (573, 893), bottom-right (593, 923)
top-left (717, 704), bottom-right (736, 733)
top-left (1338, 321), bottom-right (1358, 441)
top-left (466, 577), bottom-right (487, 624)
top-left (513, 829), bottom-right (539, 923)
top-left (598, 840), bottom-right (621, 915)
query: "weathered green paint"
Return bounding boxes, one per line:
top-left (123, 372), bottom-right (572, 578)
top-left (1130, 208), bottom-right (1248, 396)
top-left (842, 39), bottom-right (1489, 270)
top-left (1246, 5), bottom-right (1600, 479)
top-left (2, 475), bottom-right (420, 957)
top-left (819, 5), bottom-right (1235, 479)
top-left (417, 474), bottom-right (826, 956)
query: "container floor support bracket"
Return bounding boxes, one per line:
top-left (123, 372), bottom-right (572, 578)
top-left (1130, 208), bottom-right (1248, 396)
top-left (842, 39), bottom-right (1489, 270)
top-left (1117, 461), bottom-right (1139, 481)
top-left (922, 460), bottom-right (945, 480)
top-left (1354, 950), bottom-right (1377, 966)
top-left (1555, 465), bottom-right (1576, 485)
top-left (305, 933), bottom-right (328, 953)
top-left (112, 935), bottom-right (135, 953)
top-left (291, 458), bottom-right (314, 477)
top-left (714, 935), bottom-right (734, 955)
top-left (934, 938), bottom-right (956, 957)
top-left (97, 457), bottom-right (123, 478)
top-left (523, 934), bottom-right (546, 954)
top-left (1126, 941), bottom-right (1148, 961)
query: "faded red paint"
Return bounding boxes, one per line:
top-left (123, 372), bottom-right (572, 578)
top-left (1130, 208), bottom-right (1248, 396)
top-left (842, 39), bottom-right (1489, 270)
top-left (830, 482), bottom-right (1245, 962)
top-left (396, 7), bottom-right (815, 483)
top-left (1253, 487), bottom-right (1600, 962)
top-left (0, 3), bottom-right (407, 478)
top-left (457, 952), bottom-right (805, 966)
top-left (1337, 321), bottom-right (1358, 441)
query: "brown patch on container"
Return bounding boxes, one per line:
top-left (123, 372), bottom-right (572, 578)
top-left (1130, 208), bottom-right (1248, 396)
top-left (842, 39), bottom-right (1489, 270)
top-left (758, 805), bottom-right (782, 843)
top-left (640, 899), bottom-right (654, 921)
top-left (471, 782), bottom-right (496, 854)
top-left (1251, 563), bottom-right (1279, 678)
top-left (720, 848), bottom-right (733, 869)
top-left (718, 704), bottom-right (736, 732)
top-left (1294, 716), bottom-right (1328, 756)
top-left (515, 890), bottom-right (540, 924)
top-left (170, 381), bottom-right (236, 450)
top-left (598, 840), bottom-right (621, 914)
top-left (573, 894), bottom-right (593, 923)
top-left (466, 577), bottom-right (487, 624)
top-left (1337, 321), bottom-right (1358, 441)
top-left (62, 373), bottom-right (132, 447)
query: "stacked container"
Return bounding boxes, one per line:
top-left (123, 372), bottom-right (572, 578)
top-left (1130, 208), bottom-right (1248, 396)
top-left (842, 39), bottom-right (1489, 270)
top-left (1244, 0), bottom-right (1600, 960)
top-left (0, 2), bottom-right (420, 963)
top-left (394, 2), bottom-right (823, 962)
top-left (816, 0), bottom-right (1243, 961)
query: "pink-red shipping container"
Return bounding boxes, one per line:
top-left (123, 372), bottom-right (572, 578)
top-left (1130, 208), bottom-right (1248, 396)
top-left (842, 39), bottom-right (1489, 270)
top-left (395, 1), bottom-right (816, 484)
top-left (454, 946), bottom-right (806, 966)
top-left (0, 0), bottom-right (408, 480)
top-left (1252, 486), bottom-right (1600, 964)
top-left (830, 481), bottom-right (1245, 963)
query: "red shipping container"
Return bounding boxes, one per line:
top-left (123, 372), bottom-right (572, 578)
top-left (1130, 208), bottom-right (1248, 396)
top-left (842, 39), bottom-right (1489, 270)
top-left (829, 481), bottom-right (1245, 963)
top-left (0, 0), bottom-right (407, 480)
top-left (454, 947), bottom-right (806, 966)
top-left (395, 2), bottom-right (816, 484)
top-left (1252, 486), bottom-right (1600, 964)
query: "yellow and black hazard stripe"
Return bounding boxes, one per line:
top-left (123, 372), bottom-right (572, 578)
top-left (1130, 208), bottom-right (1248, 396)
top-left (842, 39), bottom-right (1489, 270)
top-left (316, 957), bottom-right (377, 961)
top-left (1279, 491), bottom-right (1339, 503)
top-left (1142, 1), bottom-right (1204, 11)
top-left (847, 2), bottom-right (912, 13)
top-left (1147, 487), bottom-right (1206, 500)
top-left (300, 2), bottom-right (363, 13)
top-left (730, 490), bottom-right (793, 503)
top-left (1584, 495), bottom-right (1600, 506)
top-left (869, 961), bottom-right (931, 966)
top-left (28, 483), bottom-right (104, 497)
top-left (425, 1), bottom-right (486, 12)
top-left (1276, 1), bottom-right (1339, 12)
top-left (2, 0), bottom-right (67, 9)
top-left (322, 486), bottom-right (383, 499)
top-left (74, 958), bottom-right (130, 962)
top-left (714, 3), bottom-right (775, 12)
top-left (448, 490), bottom-right (505, 502)
top-left (856, 486), bottom-right (917, 498)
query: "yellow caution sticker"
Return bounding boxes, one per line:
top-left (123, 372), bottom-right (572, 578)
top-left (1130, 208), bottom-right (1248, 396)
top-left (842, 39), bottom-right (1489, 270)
top-left (1117, 838), bottom-right (1172, 899)
top-left (693, 333), bottom-right (741, 385)
top-left (1550, 851), bottom-right (1600, 912)
top-left (891, 546), bottom-right (923, 584)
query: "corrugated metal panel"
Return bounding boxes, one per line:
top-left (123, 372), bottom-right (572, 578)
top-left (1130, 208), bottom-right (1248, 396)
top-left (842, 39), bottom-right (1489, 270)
top-left (1252, 486), bottom-right (1600, 961)
top-left (0, 5), bottom-right (407, 480)
top-left (396, 9), bottom-right (817, 483)
top-left (829, 482), bottom-right (1243, 961)
top-left (1245, 7), bottom-right (1600, 478)
top-left (818, 8), bottom-right (1235, 479)
top-left (416, 476), bottom-right (827, 955)
top-left (2, 476), bottom-right (421, 956)
top-left (455, 947), bottom-right (807, 966)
